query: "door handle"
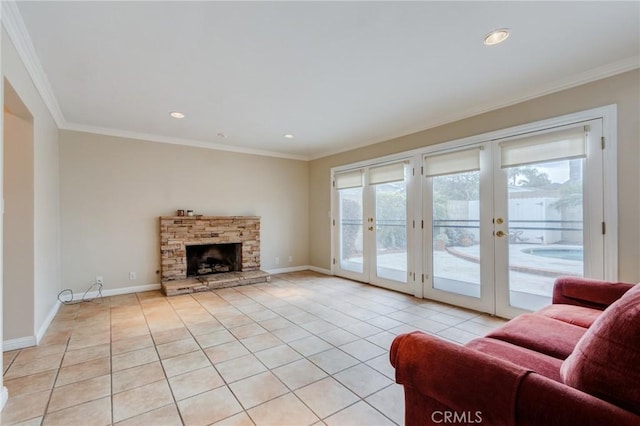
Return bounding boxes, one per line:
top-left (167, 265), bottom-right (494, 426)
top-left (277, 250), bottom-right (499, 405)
top-left (368, 226), bottom-right (374, 231)
top-left (495, 230), bottom-right (506, 238)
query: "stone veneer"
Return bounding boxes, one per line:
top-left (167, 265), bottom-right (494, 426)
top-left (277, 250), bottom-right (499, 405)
top-left (160, 216), bottom-right (261, 283)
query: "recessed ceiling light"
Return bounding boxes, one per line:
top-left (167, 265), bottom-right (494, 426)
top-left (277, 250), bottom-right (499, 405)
top-left (170, 111), bottom-right (185, 119)
top-left (483, 29), bottom-right (510, 46)
top-left (283, 133), bottom-right (295, 139)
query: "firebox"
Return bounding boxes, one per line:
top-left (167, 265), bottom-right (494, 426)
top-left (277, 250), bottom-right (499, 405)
top-left (186, 243), bottom-right (241, 277)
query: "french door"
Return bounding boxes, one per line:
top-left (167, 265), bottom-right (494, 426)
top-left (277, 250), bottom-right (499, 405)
top-left (333, 160), bottom-right (416, 294)
top-left (423, 120), bottom-right (605, 317)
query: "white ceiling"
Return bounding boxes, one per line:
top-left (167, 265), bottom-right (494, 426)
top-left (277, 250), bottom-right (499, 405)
top-left (8, 1), bottom-right (640, 160)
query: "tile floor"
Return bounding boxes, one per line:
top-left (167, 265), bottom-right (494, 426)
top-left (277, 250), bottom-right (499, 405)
top-left (2, 271), bottom-right (507, 425)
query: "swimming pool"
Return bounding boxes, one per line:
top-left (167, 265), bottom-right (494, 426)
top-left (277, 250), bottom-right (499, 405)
top-left (522, 247), bottom-right (583, 261)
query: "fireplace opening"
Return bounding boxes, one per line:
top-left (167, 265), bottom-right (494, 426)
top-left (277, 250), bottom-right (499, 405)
top-left (186, 243), bottom-right (241, 277)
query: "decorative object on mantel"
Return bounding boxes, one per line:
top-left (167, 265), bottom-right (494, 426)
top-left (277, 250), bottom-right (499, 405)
top-left (159, 215), bottom-right (270, 296)
top-left (187, 210), bottom-right (194, 217)
top-left (177, 209), bottom-right (185, 217)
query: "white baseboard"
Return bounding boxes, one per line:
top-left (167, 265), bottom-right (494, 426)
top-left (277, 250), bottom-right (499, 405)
top-left (0, 386), bottom-right (8, 411)
top-left (308, 265), bottom-right (332, 275)
top-left (264, 265), bottom-right (333, 275)
top-left (70, 283), bottom-right (161, 302)
top-left (264, 265), bottom-right (311, 274)
top-left (36, 300), bottom-right (61, 344)
top-left (3, 335), bottom-right (37, 351)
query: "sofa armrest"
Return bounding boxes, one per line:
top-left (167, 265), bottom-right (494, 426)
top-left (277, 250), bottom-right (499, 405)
top-left (390, 332), bottom-right (529, 426)
top-left (552, 277), bottom-right (634, 310)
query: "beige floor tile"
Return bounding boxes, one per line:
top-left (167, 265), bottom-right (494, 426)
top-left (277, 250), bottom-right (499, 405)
top-left (247, 393), bottom-right (319, 426)
top-left (4, 353), bottom-right (64, 380)
top-left (0, 389), bottom-right (50, 424)
top-left (5, 370), bottom-right (57, 397)
top-left (436, 327), bottom-right (478, 345)
top-left (113, 380), bottom-right (174, 423)
top-left (295, 377), bottom-right (359, 419)
top-left (317, 329), bottom-right (359, 346)
top-left (366, 331), bottom-right (397, 350)
top-left (270, 325), bottom-right (311, 343)
top-left (365, 353), bottom-right (395, 379)
top-left (61, 343), bottom-right (110, 367)
top-left (211, 411), bottom-right (255, 426)
top-left (195, 329), bottom-right (236, 348)
top-left (246, 309), bottom-right (279, 322)
top-left (454, 319), bottom-right (497, 336)
top-left (42, 396), bottom-right (111, 426)
top-left (288, 336), bottom-right (333, 357)
top-left (178, 387), bottom-right (243, 426)
top-left (229, 371), bottom-right (289, 409)
top-left (204, 340), bottom-right (249, 364)
top-left (112, 361), bottom-right (166, 393)
top-left (229, 323), bottom-right (267, 339)
top-left (365, 384), bottom-right (404, 425)
top-left (308, 348), bottom-right (359, 374)
top-left (156, 337), bottom-right (200, 359)
top-left (254, 345), bottom-right (302, 369)
top-left (3, 350), bottom-right (20, 373)
top-left (216, 354), bottom-right (267, 383)
top-left (111, 334), bottom-right (155, 355)
top-left (48, 374), bottom-right (111, 413)
top-left (168, 365), bottom-right (224, 401)
top-left (67, 331), bottom-right (111, 351)
top-left (343, 322), bottom-right (383, 338)
top-left (112, 347), bottom-right (159, 372)
top-left (8, 416), bottom-right (44, 426)
top-left (258, 316), bottom-right (294, 331)
top-left (161, 349), bottom-right (210, 377)
top-left (111, 325), bottom-right (151, 342)
top-left (218, 314), bottom-right (254, 329)
top-left (13, 344), bottom-right (67, 363)
top-left (339, 340), bottom-right (386, 362)
top-left (366, 316), bottom-right (404, 330)
top-left (240, 332), bottom-right (283, 352)
top-left (55, 356), bottom-right (111, 387)
top-left (151, 327), bottom-right (192, 345)
top-left (324, 401), bottom-right (395, 426)
top-left (187, 320), bottom-right (225, 336)
top-left (334, 363), bottom-right (393, 398)
top-left (299, 320), bottom-right (337, 334)
top-left (272, 358), bottom-right (328, 390)
top-left (115, 403), bottom-right (181, 426)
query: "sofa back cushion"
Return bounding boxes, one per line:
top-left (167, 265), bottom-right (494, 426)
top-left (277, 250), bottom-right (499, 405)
top-left (560, 284), bottom-right (640, 414)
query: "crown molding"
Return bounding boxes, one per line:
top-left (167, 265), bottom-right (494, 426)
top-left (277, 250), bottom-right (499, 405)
top-left (1, 0), bottom-right (66, 127)
top-left (310, 55), bottom-right (640, 160)
top-left (63, 122), bottom-right (310, 161)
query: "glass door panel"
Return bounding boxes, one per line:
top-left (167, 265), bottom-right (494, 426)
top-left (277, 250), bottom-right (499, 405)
top-left (374, 181), bottom-right (407, 283)
top-left (505, 160), bottom-right (585, 311)
top-left (338, 187), bottom-right (364, 274)
top-left (432, 171), bottom-right (481, 297)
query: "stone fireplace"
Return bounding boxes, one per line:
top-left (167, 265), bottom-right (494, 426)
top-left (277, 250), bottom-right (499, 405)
top-left (160, 216), bottom-right (269, 296)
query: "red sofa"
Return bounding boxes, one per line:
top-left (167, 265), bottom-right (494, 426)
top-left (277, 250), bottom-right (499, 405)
top-left (390, 277), bottom-right (640, 425)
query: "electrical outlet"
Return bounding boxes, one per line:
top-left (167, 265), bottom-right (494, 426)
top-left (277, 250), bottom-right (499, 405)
top-left (129, 272), bottom-right (136, 280)
top-left (96, 276), bottom-right (103, 284)
top-left (275, 257), bottom-right (280, 265)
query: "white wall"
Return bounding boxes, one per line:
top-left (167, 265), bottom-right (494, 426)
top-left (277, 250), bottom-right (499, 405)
top-left (3, 110), bottom-right (34, 341)
top-left (2, 26), bottom-right (60, 345)
top-left (59, 130), bottom-right (309, 293)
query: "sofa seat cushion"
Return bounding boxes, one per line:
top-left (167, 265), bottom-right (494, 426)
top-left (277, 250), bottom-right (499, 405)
top-left (561, 284), bottom-right (640, 415)
top-left (485, 314), bottom-right (586, 359)
top-left (467, 337), bottom-right (563, 382)
top-left (535, 304), bottom-right (601, 328)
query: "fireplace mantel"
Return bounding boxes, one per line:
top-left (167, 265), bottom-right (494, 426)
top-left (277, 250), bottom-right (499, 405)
top-left (160, 216), bottom-right (265, 294)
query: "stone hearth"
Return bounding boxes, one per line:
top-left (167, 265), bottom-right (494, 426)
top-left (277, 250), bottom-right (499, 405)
top-left (160, 216), bottom-right (270, 296)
